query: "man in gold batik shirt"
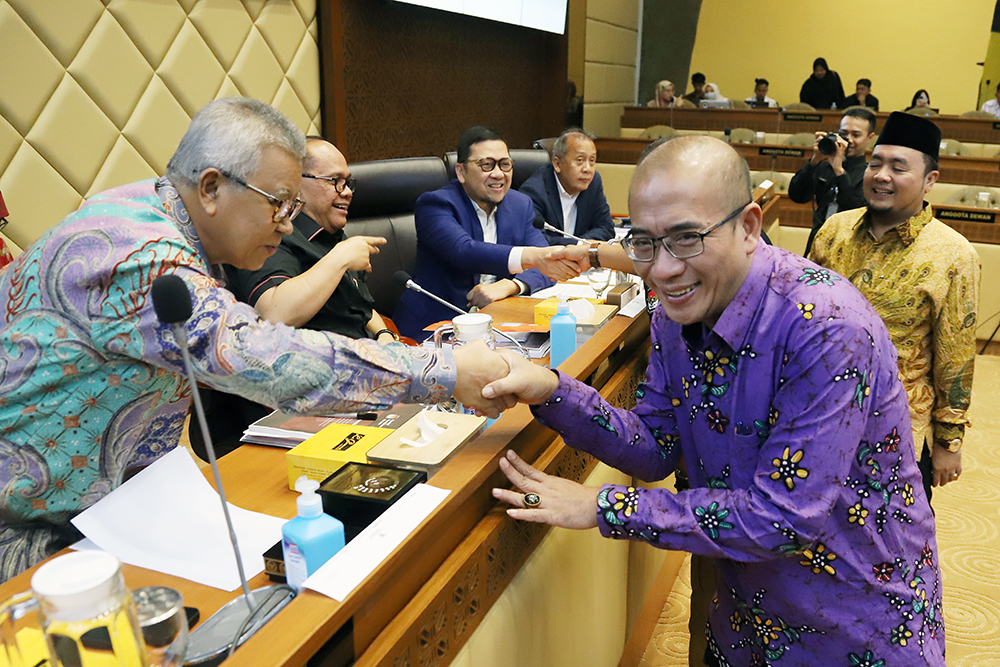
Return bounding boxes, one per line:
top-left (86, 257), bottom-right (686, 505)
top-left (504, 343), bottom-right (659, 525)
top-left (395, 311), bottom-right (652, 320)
top-left (810, 112), bottom-right (980, 504)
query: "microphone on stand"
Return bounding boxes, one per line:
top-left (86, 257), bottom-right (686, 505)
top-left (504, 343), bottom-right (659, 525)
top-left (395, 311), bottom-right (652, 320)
top-left (393, 271), bottom-right (529, 358)
top-left (532, 215), bottom-right (587, 244)
top-left (393, 270), bottom-right (468, 317)
top-left (151, 275), bottom-right (294, 665)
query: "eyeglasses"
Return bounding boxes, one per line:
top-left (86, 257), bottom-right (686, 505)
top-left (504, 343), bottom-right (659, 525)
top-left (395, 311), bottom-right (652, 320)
top-left (219, 170), bottom-right (304, 223)
top-left (622, 201), bottom-right (751, 261)
top-left (466, 157), bottom-right (514, 173)
top-left (302, 173), bottom-right (356, 194)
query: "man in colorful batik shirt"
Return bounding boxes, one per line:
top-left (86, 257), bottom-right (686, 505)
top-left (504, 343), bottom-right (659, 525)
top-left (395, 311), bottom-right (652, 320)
top-left (810, 111), bottom-right (980, 503)
top-left (484, 136), bottom-right (946, 666)
top-left (0, 98), bottom-right (508, 582)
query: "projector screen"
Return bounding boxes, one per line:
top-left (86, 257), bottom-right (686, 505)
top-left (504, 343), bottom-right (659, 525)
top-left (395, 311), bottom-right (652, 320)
top-left (393, 0), bottom-right (568, 34)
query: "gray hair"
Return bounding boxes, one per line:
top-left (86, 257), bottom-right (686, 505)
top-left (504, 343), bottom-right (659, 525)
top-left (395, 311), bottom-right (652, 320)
top-left (552, 127), bottom-right (597, 159)
top-left (166, 98), bottom-right (306, 188)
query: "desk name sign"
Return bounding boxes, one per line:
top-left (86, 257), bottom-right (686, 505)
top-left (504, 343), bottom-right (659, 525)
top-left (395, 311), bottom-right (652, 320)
top-left (759, 146), bottom-right (807, 158)
top-left (993, 122), bottom-right (1000, 131)
top-left (783, 112), bottom-right (822, 122)
top-left (936, 208), bottom-right (997, 223)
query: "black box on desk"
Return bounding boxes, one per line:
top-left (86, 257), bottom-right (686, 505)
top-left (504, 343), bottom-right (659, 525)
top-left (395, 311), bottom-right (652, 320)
top-left (318, 463), bottom-right (426, 541)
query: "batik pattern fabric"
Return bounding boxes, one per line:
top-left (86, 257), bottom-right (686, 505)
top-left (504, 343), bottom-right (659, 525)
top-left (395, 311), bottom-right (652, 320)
top-left (810, 204), bottom-right (980, 451)
top-left (533, 241), bottom-right (945, 665)
top-left (0, 178), bottom-right (455, 582)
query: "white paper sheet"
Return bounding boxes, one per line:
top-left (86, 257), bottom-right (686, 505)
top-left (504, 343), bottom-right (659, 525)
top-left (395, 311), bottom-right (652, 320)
top-left (304, 484), bottom-right (450, 600)
top-left (71, 447), bottom-right (285, 591)
top-left (617, 292), bottom-right (647, 319)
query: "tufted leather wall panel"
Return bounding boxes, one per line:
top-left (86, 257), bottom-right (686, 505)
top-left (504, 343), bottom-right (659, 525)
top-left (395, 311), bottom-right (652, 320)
top-left (0, 0), bottom-right (321, 251)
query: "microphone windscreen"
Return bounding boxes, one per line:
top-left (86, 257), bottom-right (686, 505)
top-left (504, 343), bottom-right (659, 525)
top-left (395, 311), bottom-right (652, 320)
top-left (532, 215), bottom-right (546, 230)
top-left (392, 270), bottom-right (412, 290)
top-left (152, 274), bottom-right (193, 324)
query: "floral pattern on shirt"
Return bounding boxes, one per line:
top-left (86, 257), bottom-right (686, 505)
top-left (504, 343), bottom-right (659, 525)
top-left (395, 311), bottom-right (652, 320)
top-left (533, 241), bottom-right (945, 664)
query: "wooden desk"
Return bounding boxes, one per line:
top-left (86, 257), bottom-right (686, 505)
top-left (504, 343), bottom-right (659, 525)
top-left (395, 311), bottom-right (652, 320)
top-left (595, 137), bottom-right (1000, 188)
top-left (0, 299), bottom-right (650, 667)
top-left (620, 106), bottom-right (1000, 144)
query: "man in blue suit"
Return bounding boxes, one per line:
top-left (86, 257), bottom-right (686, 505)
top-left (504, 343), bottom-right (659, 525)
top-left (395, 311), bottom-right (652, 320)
top-left (394, 126), bottom-right (581, 340)
top-left (519, 128), bottom-right (615, 246)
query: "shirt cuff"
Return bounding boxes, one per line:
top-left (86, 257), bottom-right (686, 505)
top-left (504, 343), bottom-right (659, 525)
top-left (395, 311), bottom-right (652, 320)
top-left (508, 246), bottom-right (524, 274)
top-left (512, 279), bottom-right (528, 295)
top-left (401, 346), bottom-right (458, 405)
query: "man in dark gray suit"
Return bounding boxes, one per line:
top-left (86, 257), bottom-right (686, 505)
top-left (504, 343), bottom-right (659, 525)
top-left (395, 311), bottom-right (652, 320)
top-left (519, 128), bottom-right (615, 246)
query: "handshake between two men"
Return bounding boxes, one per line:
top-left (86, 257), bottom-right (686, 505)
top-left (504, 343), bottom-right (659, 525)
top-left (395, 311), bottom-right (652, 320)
top-left (464, 241), bottom-right (634, 309)
top-left (464, 243), bottom-right (594, 309)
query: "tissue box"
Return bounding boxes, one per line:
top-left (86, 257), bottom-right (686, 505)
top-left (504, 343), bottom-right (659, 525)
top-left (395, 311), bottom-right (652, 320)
top-left (606, 282), bottom-right (640, 307)
top-left (366, 411), bottom-right (486, 469)
top-left (318, 463), bottom-right (427, 540)
top-left (533, 297), bottom-right (603, 325)
top-left (285, 423), bottom-right (393, 489)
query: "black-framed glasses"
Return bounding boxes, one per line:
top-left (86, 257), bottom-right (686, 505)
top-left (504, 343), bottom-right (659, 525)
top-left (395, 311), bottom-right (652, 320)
top-left (219, 170), bottom-right (304, 223)
top-left (622, 201), bottom-right (751, 261)
top-left (467, 157), bottom-right (514, 173)
top-left (302, 173), bottom-right (356, 194)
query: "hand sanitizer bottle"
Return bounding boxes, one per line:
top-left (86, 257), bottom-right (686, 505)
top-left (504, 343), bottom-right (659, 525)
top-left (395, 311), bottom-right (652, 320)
top-left (549, 297), bottom-right (578, 369)
top-left (282, 476), bottom-right (345, 590)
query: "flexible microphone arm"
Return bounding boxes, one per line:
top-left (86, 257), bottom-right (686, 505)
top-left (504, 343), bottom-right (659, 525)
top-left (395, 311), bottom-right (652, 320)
top-left (393, 270), bottom-right (469, 317)
top-left (532, 216), bottom-right (587, 244)
top-left (393, 271), bottom-right (530, 359)
top-left (152, 275), bottom-right (255, 612)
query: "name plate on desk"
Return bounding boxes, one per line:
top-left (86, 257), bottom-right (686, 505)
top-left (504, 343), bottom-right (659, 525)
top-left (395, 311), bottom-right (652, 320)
top-left (993, 122), bottom-right (1000, 131)
top-left (759, 146), bottom-right (807, 158)
top-left (783, 112), bottom-right (822, 122)
top-left (936, 208), bottom-right (997, 223)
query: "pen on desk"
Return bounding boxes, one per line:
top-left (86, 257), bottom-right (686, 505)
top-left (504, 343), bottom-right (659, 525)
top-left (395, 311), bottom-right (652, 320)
top-left (355, 411), bottom-right (378, 420)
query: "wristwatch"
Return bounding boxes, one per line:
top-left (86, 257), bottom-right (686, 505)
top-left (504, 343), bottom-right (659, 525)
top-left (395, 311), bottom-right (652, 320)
top-left (589, 242), bottom-right (601, 269)
top-left (934, 437), bottom-right (962, 453)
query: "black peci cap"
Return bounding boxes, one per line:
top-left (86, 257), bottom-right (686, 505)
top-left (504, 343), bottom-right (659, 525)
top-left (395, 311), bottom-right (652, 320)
top-left (874, 111), bottom-right (941, 161)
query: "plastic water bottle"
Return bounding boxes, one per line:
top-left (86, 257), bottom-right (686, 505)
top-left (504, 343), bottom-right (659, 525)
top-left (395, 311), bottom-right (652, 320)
top-left (549, 299), bottom-right (577, 368)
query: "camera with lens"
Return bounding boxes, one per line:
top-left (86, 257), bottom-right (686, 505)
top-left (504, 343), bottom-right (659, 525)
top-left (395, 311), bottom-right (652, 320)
top-left (818, 130), bottom-right (849, 155)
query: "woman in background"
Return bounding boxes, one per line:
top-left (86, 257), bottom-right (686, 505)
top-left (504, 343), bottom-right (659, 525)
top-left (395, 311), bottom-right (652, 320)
top-left (906, 89), bottom-right (932, 111)
top-left (647, 80), bottom-right (677, 107)
top-left (799, 57), bottom-right (845, 109)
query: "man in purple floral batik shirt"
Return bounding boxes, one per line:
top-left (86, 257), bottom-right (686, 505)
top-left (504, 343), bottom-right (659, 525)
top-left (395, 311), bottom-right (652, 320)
top-left (485, 136), bottom-right (946, 666)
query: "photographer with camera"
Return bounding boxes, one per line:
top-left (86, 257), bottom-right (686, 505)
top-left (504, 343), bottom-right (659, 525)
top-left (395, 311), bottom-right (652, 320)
top-left (789, 107), bottom-right (876, 255)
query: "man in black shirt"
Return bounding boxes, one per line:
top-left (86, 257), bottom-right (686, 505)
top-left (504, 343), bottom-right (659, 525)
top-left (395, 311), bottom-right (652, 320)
top-left (788, 107), bottom-right (876, 255)
top-left (226, 137), bottom-right (393, 341)
top-left (841, 78), bottom-right (880, 111)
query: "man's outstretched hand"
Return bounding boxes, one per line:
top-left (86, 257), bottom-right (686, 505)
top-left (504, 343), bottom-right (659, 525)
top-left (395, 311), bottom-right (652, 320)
top-left (493, 450), bottom-right (599, 529)
top-left (451, 340), bottom-right (514, 419)
top-left (482, 350), bottom-right (560, 408)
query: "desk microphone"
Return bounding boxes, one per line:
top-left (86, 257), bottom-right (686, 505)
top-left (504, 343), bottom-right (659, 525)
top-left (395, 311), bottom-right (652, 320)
top-left (393, 271), bottom-right (529, 358)
top-left (532, 215), bottom-right (587, 244)
top-left (151, 275), bottom-right (294, 664)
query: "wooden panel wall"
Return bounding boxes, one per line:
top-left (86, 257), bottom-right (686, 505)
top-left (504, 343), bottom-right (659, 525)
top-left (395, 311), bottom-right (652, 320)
top-left (318, 0), bottom-right (567, 161)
